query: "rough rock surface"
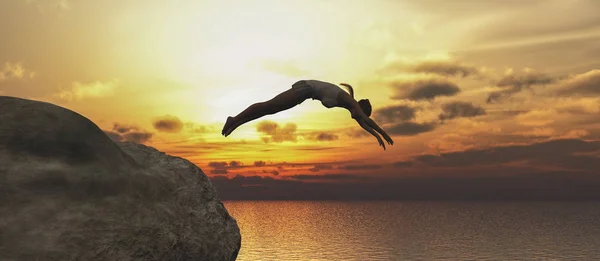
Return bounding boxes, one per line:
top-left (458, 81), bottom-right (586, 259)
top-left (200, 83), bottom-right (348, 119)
top-left (0, 96), bottom-right (241, 261)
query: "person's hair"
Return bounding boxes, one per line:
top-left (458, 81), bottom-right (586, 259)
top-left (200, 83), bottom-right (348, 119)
top-left (339, 83), bottom-right (354, 98)
top-left (339, 83), bottom-right (371, 116)
top-left (358, 99), bottom-right (372, 117)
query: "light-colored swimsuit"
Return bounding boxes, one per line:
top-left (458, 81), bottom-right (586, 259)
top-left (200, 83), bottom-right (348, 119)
top-left (292, 80), bottom-right (343, 108)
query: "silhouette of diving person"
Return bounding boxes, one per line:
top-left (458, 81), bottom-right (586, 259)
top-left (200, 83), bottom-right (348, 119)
top-left (221, 80), bottom-right (394, 150)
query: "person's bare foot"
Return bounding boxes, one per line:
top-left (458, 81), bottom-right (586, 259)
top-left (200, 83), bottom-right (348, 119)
top-left (222, 116), bottom-right (234, 136)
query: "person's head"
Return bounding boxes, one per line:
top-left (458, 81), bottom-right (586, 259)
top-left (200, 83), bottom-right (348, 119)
top-left (358, 99), bottom-right (372, 117)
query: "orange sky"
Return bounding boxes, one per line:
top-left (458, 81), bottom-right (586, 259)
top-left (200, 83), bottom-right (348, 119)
top-left (2, 0), bottom-right (600, 198)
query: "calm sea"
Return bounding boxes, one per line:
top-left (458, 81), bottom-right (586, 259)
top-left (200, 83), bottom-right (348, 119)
top-left (223, 201), bottom-right (600, 261)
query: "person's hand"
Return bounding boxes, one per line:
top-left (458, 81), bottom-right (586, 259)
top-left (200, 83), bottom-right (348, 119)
top-left (383, 134), bottom-right (394, 146)
top-left (377, 137), bottom-right (386, 150)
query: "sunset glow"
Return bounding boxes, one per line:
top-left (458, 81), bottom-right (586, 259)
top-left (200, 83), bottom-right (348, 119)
top-left (2, 0), bottom-right (600, 194)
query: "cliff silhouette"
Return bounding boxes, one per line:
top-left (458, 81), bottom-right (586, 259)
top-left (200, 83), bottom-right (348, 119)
top-left (0, 96), bottom-right (240, 261)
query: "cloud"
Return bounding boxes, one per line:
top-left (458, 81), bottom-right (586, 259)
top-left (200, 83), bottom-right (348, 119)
top-left (206, 160), bottom-right (246, 175)
top-left (211, 169), bottom-right (228, 175)
top-left (208, 161), bottom-right (228, 169)
top-left (411, 139), bottom-right (600, 171)
top-left (556, 69), bottom-right (600, 96)
top-left (304, 132), bottom-right (339, 142)
top-left (385, 59), bottom-right (479, 77)
top-left (439, 101), bottom-right (486, 121)
top-left (211, 171), bottom-right (600, 200)
top-left (254, 161), bottom-right (266, 167)
top-left (288, 174), bottom-right (361, 181)
top-left (122, 132), bottom-right (153, 144)
top-left (103, 130), bottom-right (123, 142)
top-left (390, 77), bottom-right (461, 101)
top-left (516, 109), bottom-right (556, 127)
top-left (103, 123), bottom-right (152, 144)
top-left (559, 129), bottom-right (590, 139)
top-left (153, 115), bottom-right (184, 133)
top-left (374, 105), bottom-right (417, 123)
top-left (339, 164), bottom-right (382, 170)
top-left (0, 62), bottom-right (35, 81)
top-left (112, 123), bottom-right (139, 134)
top-left (56, 80), bottom-right (119, 101)
top-left (515, 127), bottom-right (556, 137)
top-left (387, 122), bottom-right (437, 136)
top-left (184, 122), bottom-right (214, 133)
top-left (261, 170), bottom-right (279, 175)
top-left (308, 164), bottom-right (333, 172)
top-left (228, 161), bottom-right (243, 168)
top-left (208, 161), bottom-right (229, 175)
top-left (256, 120), bottom-right (298, 143)
top-left (487, 71), bottom-right (554, 103)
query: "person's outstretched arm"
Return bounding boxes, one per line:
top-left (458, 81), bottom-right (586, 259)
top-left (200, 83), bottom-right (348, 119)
top-left (362, 117), bottom-right (393, 146)
top-left (351, 107), bottom-right (394, 146)
top-left (356, 118), bottom-right (387, 150)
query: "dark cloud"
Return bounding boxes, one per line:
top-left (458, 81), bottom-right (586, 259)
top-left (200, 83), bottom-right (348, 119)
top-left (308, 164), bottom-right (334, 172)
top-left (262, 170), bottom-right (279, 175)
top-left (374, 105), bottom-right (417, 123)
top-left (207, 139), bottom-right (600, 200)
top-left (206, 160), bottom-right (249, 174)
top-left (210, 171), bottom-right (600, 201)
top-left (228, 161), bottom-right (243, 168)
top-left (411, 139), bottom-right (600, 171)
top-left (339, 164), bottom-right (382, 170)
top-left (254, 161), bottom-right (266, 167)
top-left (153, 115), bottom-right (184, 133)
top-left (211, 169), bottom-right (228, 175)
top-left (256, 120), bottom-right (298, 143)
top-left (103, 130), bottom-right (123, 142)
top-left (122, 132), bottom-right (153, 144)
top-left (208, 161), bottom-right (229, 175)
top-left (103, 123), bottom-right (153, 144)
top-left (556, 69), bottom-right (600, 96)
top-left (314, 132), bottom-right (339, 141)
top-left (289, 174), bottom-right (361, 181)
top-left (387, 122), bottom-right (437, 136)
top-left (303, 132), bottom-right (340, 142)
top-left (391, 78), bottom-right (461, 101)
top-left (487, 72), bottom-right (555, 103)
top-left (386, 60), bottom-right (479, 77)
top-left (113, 123), bottom-right (138, 134)
top-left (439, 101), bottom-right (486, 121)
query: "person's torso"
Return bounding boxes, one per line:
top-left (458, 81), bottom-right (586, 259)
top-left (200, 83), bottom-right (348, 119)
top-left (304, 80), bottom-right (342, 108)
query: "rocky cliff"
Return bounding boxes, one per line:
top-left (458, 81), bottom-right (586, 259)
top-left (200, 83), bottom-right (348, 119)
top-left (0, 96), bottom-right (240, 261)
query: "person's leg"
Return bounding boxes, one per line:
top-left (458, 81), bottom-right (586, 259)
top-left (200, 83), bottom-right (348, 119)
top-left (222, 88), bottom-right (301, 136)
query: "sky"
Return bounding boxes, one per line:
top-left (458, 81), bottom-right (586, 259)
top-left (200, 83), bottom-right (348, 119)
top-left (2, 0), bottom-right (600, 199)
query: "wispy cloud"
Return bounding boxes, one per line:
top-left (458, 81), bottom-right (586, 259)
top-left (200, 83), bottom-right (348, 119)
top-left (556, 69), bottom-right (600, 96)
top-left (374, 105), bottom-right (417, 123)
top-left (390, 77), bottom-right (461, 101)
top-left (103, 122), bottom-right (153, 144)
top-left (256, 120), bottom-right (298, 143)
top-left (439, 101), bottom-right (486, 121)
top-left (0, 62), bottom-right (35, 82)
top-left (56, 80), bottom-right (119, 101)
top-left (384, 59), bottom-right (480, 77)
top-left (487, 69), bottom-right (555, 103)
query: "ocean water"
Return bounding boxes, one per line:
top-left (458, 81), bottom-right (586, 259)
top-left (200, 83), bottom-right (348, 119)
top-left (223, 201), bottom-right (600, 261)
